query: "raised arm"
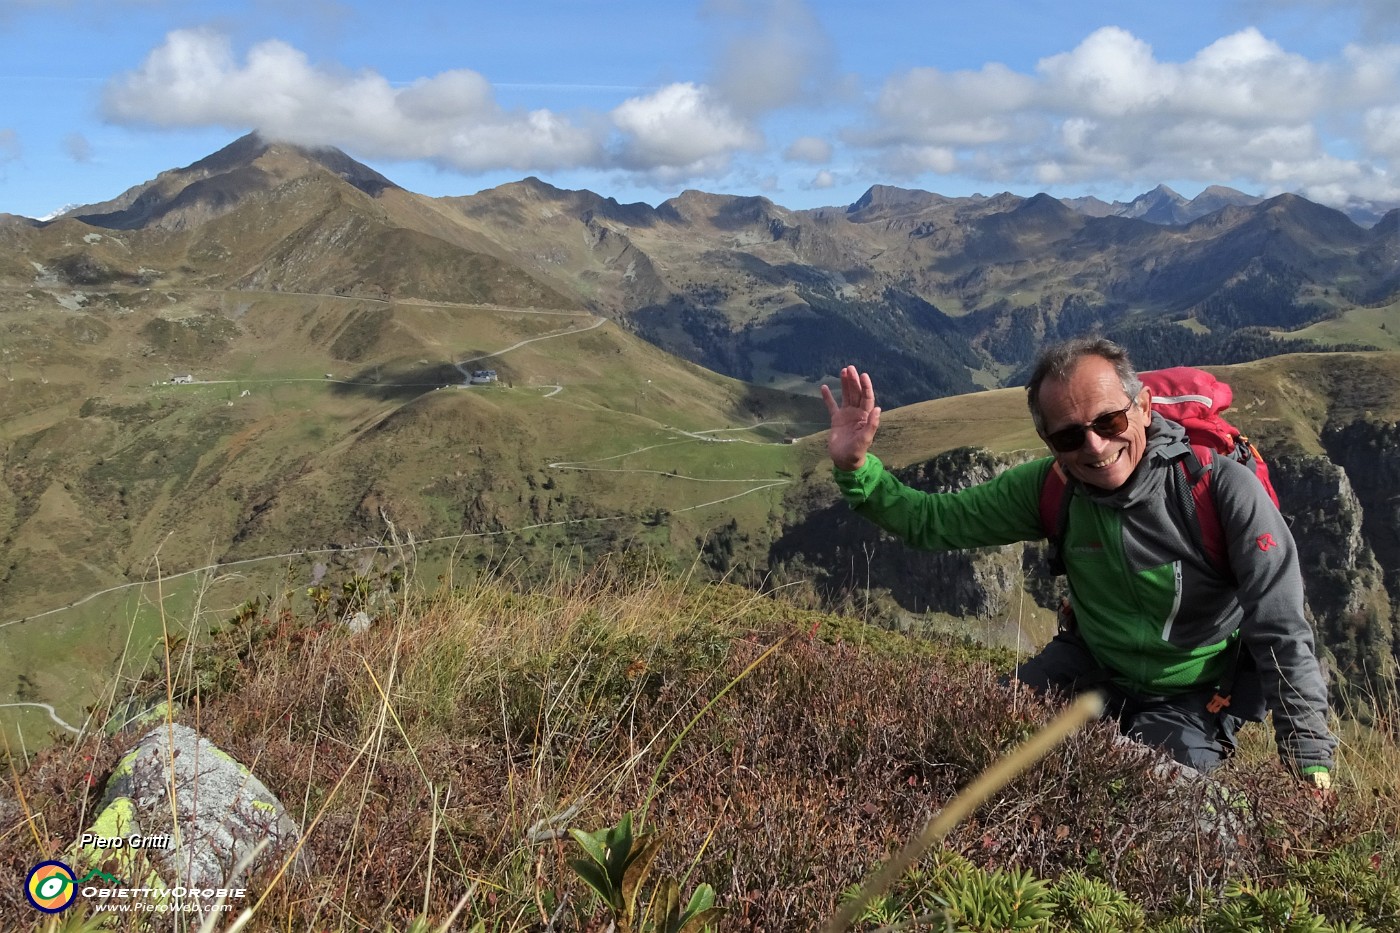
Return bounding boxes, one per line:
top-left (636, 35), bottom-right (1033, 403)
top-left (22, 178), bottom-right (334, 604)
top-left (821, 365), bottom-right (882, 472)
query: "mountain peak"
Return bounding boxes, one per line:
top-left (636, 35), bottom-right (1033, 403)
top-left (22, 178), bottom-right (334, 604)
top-left (847, 185), bottom-right (949, 217)
top-left (511, 176), bottom-right (569, 197)
top-left (65, 132), bottom-right (399, 231)
top-left (459, 176), bottom-right (660, 228)
top-left (181, 132), bottom-right (399, 198)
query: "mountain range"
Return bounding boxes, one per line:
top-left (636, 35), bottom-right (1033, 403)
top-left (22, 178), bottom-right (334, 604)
top-left (2, 131), bottom-right (1388, 406)
top-left (2, 133), bottom-right (1398, 740)
top-left (13, 133), bottom-right (1391, 406)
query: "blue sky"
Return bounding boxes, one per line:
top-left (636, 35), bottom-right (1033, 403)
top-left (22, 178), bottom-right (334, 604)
top-left (1, 0), bottom-right (1397, 220)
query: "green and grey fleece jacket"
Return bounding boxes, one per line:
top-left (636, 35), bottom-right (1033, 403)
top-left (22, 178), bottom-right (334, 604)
top-left (832, 414), bottom-right (1337, 773)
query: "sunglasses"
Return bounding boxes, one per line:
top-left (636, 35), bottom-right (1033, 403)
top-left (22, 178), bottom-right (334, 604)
top-left (1043, 403), bottom-right (1135, 453)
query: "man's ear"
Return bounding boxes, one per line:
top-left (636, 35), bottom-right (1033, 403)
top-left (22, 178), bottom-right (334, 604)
top-left (1136, 385), bottom-right (1152, 416)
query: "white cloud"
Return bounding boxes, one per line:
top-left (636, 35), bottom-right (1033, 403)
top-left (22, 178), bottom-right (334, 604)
top-left (103, 29), bottom-right (775, 182)
top-left (857, 63), bottom-right (1038, 147)
top-left (879, 145), bottom-right (959, 178)
top-left (1363, 104), bottom-right (1400, 159)
top-left (610, 82), bottom-right (761, 175)
top-left (807, 169), bottom-right (835, 189)
top-left (852, 25), bottom-right (1400, 206)
top-left (1037, 27), bottom-right (1172, 117)
top-left (1341, 42), bottom-right (1400, 102)
top-left (103, 29), bottom-right (605, 172)
top-left (784, 135), bottom-right (831, 163)
top-left (1035, 28), bottom-right (1331, 124)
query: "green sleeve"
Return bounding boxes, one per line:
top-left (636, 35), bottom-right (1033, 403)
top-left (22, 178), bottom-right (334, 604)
top-left (831, 453), bottom-right (1052, 551)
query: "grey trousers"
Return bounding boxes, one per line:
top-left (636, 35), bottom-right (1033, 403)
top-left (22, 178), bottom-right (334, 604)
top-left (1012, 631), bottom-right (1254, 773)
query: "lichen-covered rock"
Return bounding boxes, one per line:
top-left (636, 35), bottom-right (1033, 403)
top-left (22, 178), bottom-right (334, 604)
top-left (75, 723), bottom-right (306, 894)
top-left (64, 794), bottom-right (166, 896)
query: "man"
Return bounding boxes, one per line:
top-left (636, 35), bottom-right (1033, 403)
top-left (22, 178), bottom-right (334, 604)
top-left (822, 337), bottom-right (1335, 786)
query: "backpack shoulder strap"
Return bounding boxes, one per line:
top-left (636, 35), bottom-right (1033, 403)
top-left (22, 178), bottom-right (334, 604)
top-left (1039, 462), bottom-right (1074, 576)
top-left (1172, 445), bottom-right (1230, 576)
top-left (1179, 446), bottom-right (1250, 714)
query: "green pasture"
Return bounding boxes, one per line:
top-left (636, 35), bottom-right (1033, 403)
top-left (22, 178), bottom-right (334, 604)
top-left (869, 386), bottom-right (1045, 467)
top-left (0, 572), bottom-right (223, 754)
top-left (545, 427), bottom-right (805, 525)
top-left (1284, 301), bottom-right (1400, 350)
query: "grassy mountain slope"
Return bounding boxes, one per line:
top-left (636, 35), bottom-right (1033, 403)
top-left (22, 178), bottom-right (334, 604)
top-left (0, 276), bottom-right (826, 745)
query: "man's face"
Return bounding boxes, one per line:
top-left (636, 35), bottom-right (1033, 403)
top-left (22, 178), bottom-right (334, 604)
top-left (1038, 355), bottom-right (1152, 491)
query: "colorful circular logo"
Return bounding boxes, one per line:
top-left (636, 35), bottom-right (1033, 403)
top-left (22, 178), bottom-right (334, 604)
top-left (25, 861), bottom-right (77, 913)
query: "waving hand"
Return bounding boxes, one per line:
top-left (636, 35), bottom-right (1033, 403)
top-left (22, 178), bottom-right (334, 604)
top-left (821, 366), bottom-right (882, 472)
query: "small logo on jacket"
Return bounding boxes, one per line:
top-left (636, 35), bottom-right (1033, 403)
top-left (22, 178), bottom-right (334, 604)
top-left (1256, 533), bottom-right (1278, 552)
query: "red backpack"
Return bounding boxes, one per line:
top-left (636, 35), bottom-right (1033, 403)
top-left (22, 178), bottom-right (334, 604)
top-left (1039, 366), bottom-right (1279, 576)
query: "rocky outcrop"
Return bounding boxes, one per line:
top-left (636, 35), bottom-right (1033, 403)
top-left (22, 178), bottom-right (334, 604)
top-left (1271, 453), bottom-right (1396, 702)
top-left (66, 722), bottom-right (306, 917)
top-left (1317, 419), bottom-right (1400, 700)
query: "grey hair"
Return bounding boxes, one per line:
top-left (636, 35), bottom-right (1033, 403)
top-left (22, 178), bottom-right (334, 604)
top-left (1025, 337), bottom-right (1144, 435)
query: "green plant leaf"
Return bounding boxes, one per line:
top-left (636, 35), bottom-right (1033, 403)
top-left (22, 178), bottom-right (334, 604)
top-left (569, 857), bottom-right (618, 908)
top-left (568, 826), bottom-right (609, 867)
top-left (604, 812), bottom-right (637, 885)
top-left (683, 883), bottom-right (717, 916)
top-left (674, 907), bottom-right (725, 933)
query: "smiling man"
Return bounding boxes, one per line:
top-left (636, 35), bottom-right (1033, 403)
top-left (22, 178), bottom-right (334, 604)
top-left (823, 336), bottom-right (1336, 786)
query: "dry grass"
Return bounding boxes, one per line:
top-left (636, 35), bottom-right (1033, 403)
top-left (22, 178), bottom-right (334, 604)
top-left (3, 554), bottom-right (1398, 931)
